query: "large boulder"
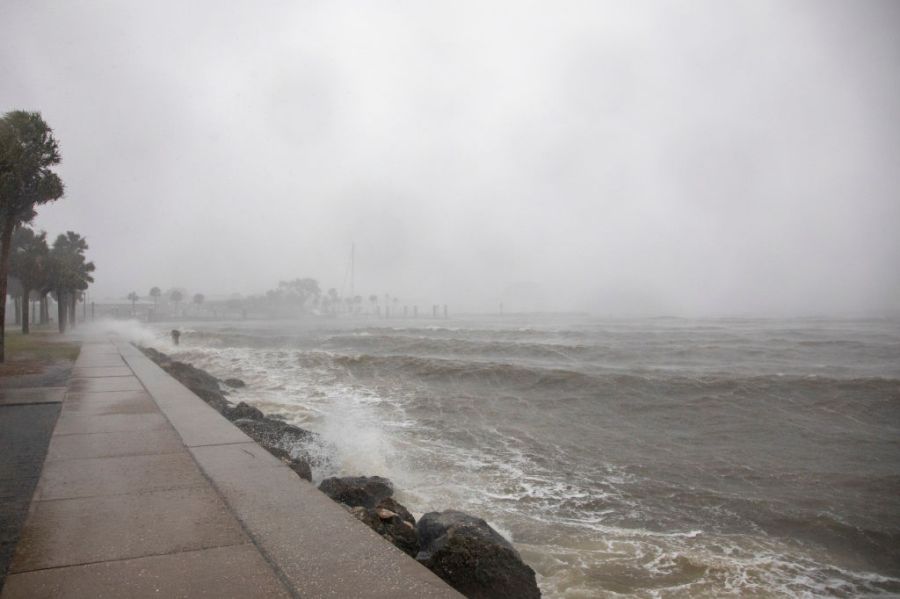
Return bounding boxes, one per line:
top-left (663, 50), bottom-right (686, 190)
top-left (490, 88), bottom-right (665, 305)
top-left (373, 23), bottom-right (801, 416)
top-left (318, 476), bottom-right (420, 556)
top-left (191, 388), bottom-right (230, 414)
top-left (416, 510), bottom-right (541, 599)
top-left (165, 360), bottom-right (224, 397)
top-left (347, 502), bottom-right (420, 557)
top-left (377, 497), bottom-right (415, 526)
top-left (224, 401), bottom-right (265, 421)
top-left (141, 347), bottom-right (171, 367)
top-left (318, 476), bottom-right (394, 509)
top-left (224, 377), bottom-right (246, 388)
top-left (233, 417), bottom-right (317, 449)
top-left (266, 446), bottom-right (313, 481)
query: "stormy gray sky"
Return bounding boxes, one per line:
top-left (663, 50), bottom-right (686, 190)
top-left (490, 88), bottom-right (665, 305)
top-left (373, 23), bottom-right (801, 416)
top-left (1, 1), bottom-right (898, 315)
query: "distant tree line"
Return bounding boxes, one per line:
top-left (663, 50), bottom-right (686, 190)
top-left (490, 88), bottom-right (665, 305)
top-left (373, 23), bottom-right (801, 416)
top-left (117, 287), bottom-right (207, 320)
top-left (135, 277), bottom-right (386, 320)
top-left (223, 280), bottom-right (400, 318)
top-left (130, 274), bottom-right (416, 321)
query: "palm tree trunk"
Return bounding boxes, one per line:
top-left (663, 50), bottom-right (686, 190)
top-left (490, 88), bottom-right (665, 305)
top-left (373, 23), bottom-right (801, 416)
top-left (68, 295), bottom-right (76, 329)
top-left (40, 294), bottom-right (49, 324)
top-left (57, 291), bottom-right (67, 333)
top-left (13, 295), bottom-right (20, 325)
top-left (0, 218), bottom-right (15, 362)
top-left (21, 287), bottom-right (30, 334)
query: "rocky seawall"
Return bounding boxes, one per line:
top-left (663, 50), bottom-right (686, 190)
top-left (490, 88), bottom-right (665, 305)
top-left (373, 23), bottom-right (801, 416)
top-left (139, 346), bottom-right (541, 599)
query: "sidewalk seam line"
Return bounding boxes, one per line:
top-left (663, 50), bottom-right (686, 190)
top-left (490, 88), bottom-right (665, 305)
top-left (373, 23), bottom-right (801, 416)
top-left (48, 427), bottom-right (172, 438)
top-left (9, 541), bottom-right (253, 576)
top-left (34, 481), bottom-right (209, 504)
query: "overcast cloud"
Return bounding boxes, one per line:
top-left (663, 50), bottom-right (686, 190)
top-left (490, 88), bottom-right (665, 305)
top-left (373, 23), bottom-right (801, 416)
top-left (1, 0), bottom-right (898, 315)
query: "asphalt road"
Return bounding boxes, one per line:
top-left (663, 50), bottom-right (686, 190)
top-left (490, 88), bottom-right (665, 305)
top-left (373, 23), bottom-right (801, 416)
top-left (0, 399), bottom-right (61, 592)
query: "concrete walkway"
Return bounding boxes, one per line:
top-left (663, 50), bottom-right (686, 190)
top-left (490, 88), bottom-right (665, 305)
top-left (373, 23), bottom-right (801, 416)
top-left (2, 338), bottom-right (461, 598)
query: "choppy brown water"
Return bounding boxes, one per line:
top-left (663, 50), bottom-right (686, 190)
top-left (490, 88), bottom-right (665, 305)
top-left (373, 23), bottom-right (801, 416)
top-left (149, 316), bottom-right (900, 597)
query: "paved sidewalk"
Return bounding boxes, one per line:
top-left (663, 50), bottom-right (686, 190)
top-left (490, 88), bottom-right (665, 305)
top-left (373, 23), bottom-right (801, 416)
top-left (2, 338), bottom-right (460, 598)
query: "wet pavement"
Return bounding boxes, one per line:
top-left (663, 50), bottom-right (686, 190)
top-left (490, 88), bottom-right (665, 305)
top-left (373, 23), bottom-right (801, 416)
top-left (1, 338), bottom-right (461, 598)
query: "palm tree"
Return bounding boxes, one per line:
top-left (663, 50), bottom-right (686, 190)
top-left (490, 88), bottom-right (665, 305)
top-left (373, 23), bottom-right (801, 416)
top-left (170, 289), bottom-right (184, 316)
top-left (0, 111), bottom-right (65, 360)
top-left (127, 292), bottom-right (139, 315)
top-left (7, 277), bottom-right (22, 326)
top-left (66, 234), bottom-right (94, 330)
top-left (37, 287), bottom-right (50, 325)
top-left (192, 293), bottom-right (204, 313)
top-left (46, 231), bottom-right (94, 333)
top-left (9, 226), bottom-right (49, 334)
top-left (149, 286), bottom-right (161, 307)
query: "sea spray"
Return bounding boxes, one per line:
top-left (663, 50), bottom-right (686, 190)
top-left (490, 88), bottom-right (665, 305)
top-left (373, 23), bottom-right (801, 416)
top-left (314, 388), bottom-right (405, 479)
top-left (83, 317), bottom-right (167, 347)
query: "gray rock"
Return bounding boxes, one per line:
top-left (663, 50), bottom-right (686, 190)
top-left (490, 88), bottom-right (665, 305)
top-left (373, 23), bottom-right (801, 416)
top-left (191, 388), bottom-right (230, 414)
top-left (165, 360), bottom-right (224, 396)
top-left (266, 446), bottom-right (313, 481)
top-left (375, 497), bottom-right (416, 526)
top-left (377, 497), bottom-right (415, 526)
top-left (224, 378), bottom-right (246, 388)
top-left (287, 458), bottom-right (313, 481)
top-left (233, 417), bottom-right (317, 449)
top-left (317, 477), bottom-right (419, 555)
top-left (416, 510), bottom-right (541, 599)
top-left (318, 476), bottom-right (394, 509)
top-left (348, 505), bottom-right (420, 557)
top-left (224, 401), bottom-right (264, 421)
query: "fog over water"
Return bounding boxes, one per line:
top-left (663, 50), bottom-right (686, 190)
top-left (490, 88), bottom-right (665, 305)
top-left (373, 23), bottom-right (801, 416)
top-left (2, 1), bottom-right (899, 315)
